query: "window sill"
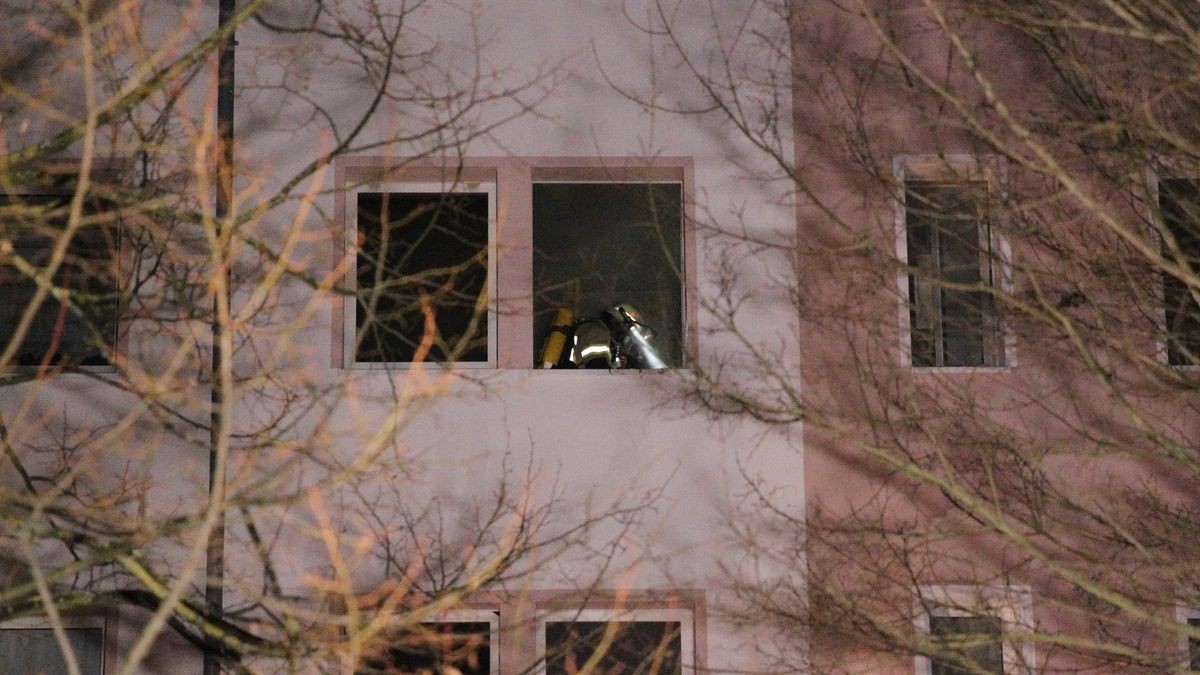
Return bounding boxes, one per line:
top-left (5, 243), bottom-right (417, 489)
top-left (527, 367), bottom-right (680, 374)
top-left (343, 361), bottom-right (495, 371)
top-left (0, 364), bottom-right (117, 376)
top-left (908, 365), bottom-right (1011, 374)
top-left (337, 364), bottom-right (683, 375)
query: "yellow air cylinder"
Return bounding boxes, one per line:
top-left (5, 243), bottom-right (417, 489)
top-left (539, 308), bottom-right (574, 368)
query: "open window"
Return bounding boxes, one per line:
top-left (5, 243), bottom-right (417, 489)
top-left (537, 608), bottom-right (694, 675)
top-left (357, 610), bottom-right (499, 675)
top-left (345, 181), bottom-right (497, 367)
top-left (0, 613), bottom-right (113, 675)
top-left (0, 191), bottom-right (118, 368)
top-left (532, 182), bottom-right (684, 370)
top-left (336, 159), bottom-right (695, 370)
top-left (1156, 177), bottom-right (1200, 366)
top-left (915, 586), bottom-right (1032, 675)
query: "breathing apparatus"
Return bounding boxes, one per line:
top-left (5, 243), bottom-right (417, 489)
top-left (538, 304), bottom-right (668, 371)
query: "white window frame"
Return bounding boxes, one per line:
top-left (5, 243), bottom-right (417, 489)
top-left (535, 607), bottom-right (695, 675)
top-left (1145, 167), bottom-right (1200, 369)
top-left (914, 585), bottom-right (1033, 675)
top-left (529, 179), bottom-right (688, 373)
top-left (344, 180), bottom-right (498, 369)
top-left (894, 155), bottom-right (1013, 370)
top-left (1, 612), bottom-right (113, 675)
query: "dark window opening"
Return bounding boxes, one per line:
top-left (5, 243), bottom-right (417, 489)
top-left (929, 615), bottom-right (1004, 675)
top-left (355, 192), bottom-right (490, 364)
top-left (358, 620), bottom-right (492, 675)
top-left (1159, 178), bottom-right (1200, 365)
top-left (532, 183), bottom-right (684, 369)
top-left (0, 627), bottom-right (105, 675)
top-left (544, 620), bottom-right (683, 675)
top-left (1187, 616), bottom-right (1200, 670)
top-left (906, 181), bottom-right (1002, 368)
top-left (0, 193), bottom-right (118, 368)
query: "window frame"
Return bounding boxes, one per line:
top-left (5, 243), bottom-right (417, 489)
top-left (894, 155), bottom-right (1013, 371)
top-left (529, 178), bottom-right (688, 371)
top-left (0, 184), bottom-right (123, 374)
top-left (361, 608), bottom-right (500, 675)
top-left (914, 585), bottom-right (1033, 675)
top-left (343, 179), bottom-right (498, 369)
top-left (535, 607), bottom-right (696, 675)
top-left (1146, 167), bottom-right (1200, 369)
top-left (334, 158), bottom-right (698, 371)
top-left (0, 610), bottom-right (117, 675)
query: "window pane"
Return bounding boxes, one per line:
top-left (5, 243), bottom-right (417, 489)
top-left (906, 182), bottom-right (996, 367)
top-left (1159, 178), bottom-right (1200, 365)
top-left (358, 621), bottom-right (492, 675)
top-left (356, 192), bottom-right (490, 364)
top-left (0, 194), bottom-right (117, 367)
top-left (545, 620), bottom-right (683, 675)
top-left (0, 627), bottom-right (104, 675)
top-left (907, 192), bottom-right (937, 368)
top-left (532, 183), bottom-right (683, 368)
top-left (929, 615), bottom-right (1003, 675)
top-left (1188, 617), bottom-right (1200, 669)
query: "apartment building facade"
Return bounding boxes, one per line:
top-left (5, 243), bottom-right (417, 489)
top-left (7, 1), bottom-right (1198, 674)
top-left (0, 2), bottom-right (799, 673)
top-left (790, 2), bottom-right (1200, 673)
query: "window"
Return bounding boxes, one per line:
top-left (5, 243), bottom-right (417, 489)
top-left (1157, 178), bottom-right (1200, 365)
top-left (1175, 605), bottom-right (1200, 669)
top-left (1188, 617), bottom-right (1200, 669)
top-left (916, 586), bottom-right (1032, 675)
top-left (346, 182), bottom-right (496, 367)
top-left (903, 180), bottom-right (1004, 368)
top-left (538, 609), bottom-right (694, 675)
top-left (336, 159), bottom-right (696, 370)
top-left (0, 614), bottom-right (110, 675)
top-left (358, 612), bottom-right (498, 675)
top-left (928, 614), bottom-right (1004, 675)
top-left (532, 182), bottom-right (684, 370)
top-left (0, 192), bottom-right (118, 368)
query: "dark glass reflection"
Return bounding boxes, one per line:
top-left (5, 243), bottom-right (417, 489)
top-left (544, 620), bottom-right (683, 675)
top-left (358, 621), bottom-right (491, 675)
top-left (929, 615), bottom-right (1003, 675)
top-left (356, 192), bottom-right (489, 364)
top-left (0, 193), bottom-right (117, 367)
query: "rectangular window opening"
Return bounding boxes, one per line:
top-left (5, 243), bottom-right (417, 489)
top-left (349, 185), bottom-right (496, 367)
top-left (532, 182), bottom-right (684, 370)
top-left (1158, 177), bottom-right (1200, 366)
top-left (905, 180), bottom-right (1003, 368)
top-left (0, 192), bottom-right (118, 368)
top-left (538, 609), bottom-right (693, 675)
top-left (0, 626), bottom-right (105, 675)
top-left (358, 617), bottom-right (497, 675)
top-left (1185, 616), bottom-right (1200, 670)
top-left (928, 614), bottom-right (1004, 675)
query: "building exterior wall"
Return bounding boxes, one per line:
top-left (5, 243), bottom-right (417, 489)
top-left (0, 2), bottom-right (800, 673)
top-left (792, 2), bottom-right (1200, 673)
